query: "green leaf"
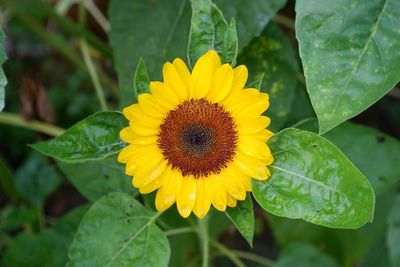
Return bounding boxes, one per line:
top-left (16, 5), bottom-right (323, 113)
top-left (3, 206), bottom-right (88, 267)
top-left (360, 236), bottom-right (393, 267)
top-left (253, 128), bottom-right (375, 228)
top-left (0, 158), bottom-right (19, 202)
top-left (109, 0), bottom-right (191, 108)
top-left (266, 188), bottom-right (395, 266)
top-left (296, 0), bottom-right (400, 134)
top-left (31, 111), bottom-right (127, 162)
top-left (0, 27), bottom-right (8, 112)
top-left (57, 155), bottom-right (137, 202)
top-left (15, 152), bottom-right (61, 208)
top-left (188, 0), bottom-right (238, 66)
top-left (225, 194), bottom-right (254, 246)
top-left (215, 0), bottom-right (287, 50)
top-left (238, 22), bottom-right (298, 131)
top-left (296, 119), bottom-right (400, 196)
top-left (67, 193), bottom-right (170, 267)
top-left (387, 194), bottom-right (400, 267)
top-left (133, 57), bottom-right (150, 102)
top-left (324, 123), bottom-right (400, 196)
top-left (275, 243), bottom-right (340, 267)
top-left (0, 205), bottom-right (37, 231)
top-left (284, 83), bottom-right (315, 127)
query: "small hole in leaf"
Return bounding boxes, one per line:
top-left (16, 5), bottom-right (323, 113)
top-left (376, 136), bottom-right (386, 143)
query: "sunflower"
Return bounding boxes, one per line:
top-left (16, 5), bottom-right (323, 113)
top-left (118, 50), bottom-right (274, 218)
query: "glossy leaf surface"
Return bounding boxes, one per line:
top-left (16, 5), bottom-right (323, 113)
top-left (253, 128), bottom-right (375, 228)
top-left (68, 193), bottom-right (170, 267)
top-left (296, 0), bottom-right (400, 133)
top-left (31, 112), bottom-right (127, 162)
top-left (57, 155), bottom-right (137, 202)
top-left (188, 0), bottom-right (238, 66)
top-left (238, 22), bottom-right (298, 131)
top-left (225, 194), bottom-right (254, 246)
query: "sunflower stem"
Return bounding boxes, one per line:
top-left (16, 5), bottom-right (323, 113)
top-left (232, 250), bottom-right (275, 267)
top-left (197, 218), bottom-right (209, 267)
top-left (210, 240), bottom-right (246, 267)
top-left (0, 112), bottom-right (65, 136)
top-left (164, 227), bottom-right (196, 236)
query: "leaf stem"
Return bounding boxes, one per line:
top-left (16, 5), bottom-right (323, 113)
top-left (197, 218), bottom-right (209, 267)
top-left (0, 112), bottom-right (65, 136)
top-left (210, 240), bottom-right (246, 267)
top-left (232, 250), bottom-right (275, 267)
top-left (164, 227), bottom-right (196, 236)
top-left (78, 0), bottom-right (108, 111)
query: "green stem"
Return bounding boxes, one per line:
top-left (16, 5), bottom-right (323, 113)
top-left (78, 0), bottom-right (108, 111)
top-left (164, 227), bottom-right (196, 236)
top-left (198, 218), bottom-right (209, 267)
top-left (232, 250), bottom-right (275, 267)
top-left (273, 14), bottom-right (296, 30)
top-left (210, 240), bottom-right (246, 267)
top-left (0, 112), bottom-right (65, 136)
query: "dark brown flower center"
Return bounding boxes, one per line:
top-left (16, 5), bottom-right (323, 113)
top-left (158, 98), bottom-right (237, 177)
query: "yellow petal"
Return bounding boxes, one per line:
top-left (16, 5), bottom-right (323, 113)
top-left (137, 94), bottom-right (166, 119)
top-left (176, 177), bottom-right (197, 218)
top-left (207, 64), bottom-right (234, 103)
top-left (122, 104), bottom-right (140, 121)
top-left (133, 159), bottom-right (167, 187)
top-left (150, 81), bottom-right (180, 110)
top-left (236, 116), bottom-right (271, 134)
top-left (192, 50), bottom-right (221, 99)
top-left (219, 167), bottom-right (246, 200)
top-left (208, 175), bottom-right (227, 211)
top-left (234, 153), bottom-right (272, 180)
top-left (119, 127), bottom-right (136, 143)
top-left (173, 58), bottom-right (194, 98)
top-left (222, 88), bottom-right (260, 114)
top-left (139, 175), bottom-right (165, 194)
top-left (155, 168), bottom-right (183, 211)
top-left (118, 145), bottom-right (138, 164)
top-left (252, 129), bottom-right (274, 142)
top-left (238, 135), bottom-right (272, 160)
top-left (230, 65), bottom-right (248, 93)
top-left (163, 62), bottom-right (188, 101)
top-left (193, 178), bottom-right (212, 218)
top-left (226, 193), bottom-right (237, 208)
top-left (235, 93), bottom-right (269, 121)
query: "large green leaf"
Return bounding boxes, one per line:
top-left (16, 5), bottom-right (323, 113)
top-left (295, 119), bottom-right (400, 196)
top-left (387, 195), bottom-right (400, 267)
top-left (188, 0), bottom-right (238, 66)
top-left (275, 243), bottom-right (340, 267)
top-left (253, 128), bottom-right (375, 228)
top-left (225, 194), bottom-right (254, 246)
top-left (67, 193), bottom-right (170, 267)
top-left (0, 27), bottom-right (7, 112)
top-left (266, 189), bottom-right (395, 266)
top-left (3, 206), bottom-right (88, 267)
top-left (238, 22), bottom-right (298, 131)
top-left (57, 155), bottom-right (137, 202)
top-left (296, 0), bottom-right (400, 134)
top-left (215, 0), bottom-right (287, 50)
top-left (0, 205), bottom-right (37, 231)
top-left (15, 152), bottom-right (61, 208)
top-left (109, 0), bottom-right (191, 108)
top-left (323, 123), bottom-right (400, 196)
top-left (31, 111), bottom-right (127, 162)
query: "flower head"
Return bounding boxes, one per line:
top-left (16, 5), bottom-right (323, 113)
top-left (118, 50), bottom-right (274, 218)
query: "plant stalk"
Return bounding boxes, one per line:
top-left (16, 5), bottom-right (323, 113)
top-left (198, 218), bottom-right (209, 267)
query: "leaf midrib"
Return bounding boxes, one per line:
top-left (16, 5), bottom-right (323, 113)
top-left (106, 212), bottom-right (161, 266)
top-left (330, 0), bottom-right (390, 117)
